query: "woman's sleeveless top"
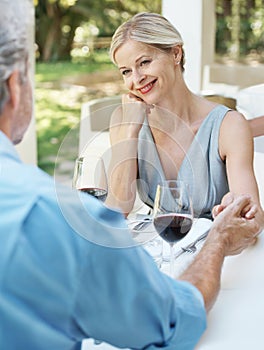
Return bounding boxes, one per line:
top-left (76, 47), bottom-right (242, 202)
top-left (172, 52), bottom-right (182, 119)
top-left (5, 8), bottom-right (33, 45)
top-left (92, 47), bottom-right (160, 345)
top-left (137, 105), bottom-right (230, 219)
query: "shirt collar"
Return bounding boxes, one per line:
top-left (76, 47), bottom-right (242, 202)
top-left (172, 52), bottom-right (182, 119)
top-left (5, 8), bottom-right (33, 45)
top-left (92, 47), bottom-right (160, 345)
top-left (0, 130), bottom-right (22, 163)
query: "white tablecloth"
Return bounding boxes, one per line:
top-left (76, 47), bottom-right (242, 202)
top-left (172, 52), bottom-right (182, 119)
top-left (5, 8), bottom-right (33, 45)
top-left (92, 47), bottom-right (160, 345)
top-left (196, 231), bottom-right (264, 349)
top-left (82, 218), bottom-right (211, 350)
top-left (82, 220), bottom-right (264, 350)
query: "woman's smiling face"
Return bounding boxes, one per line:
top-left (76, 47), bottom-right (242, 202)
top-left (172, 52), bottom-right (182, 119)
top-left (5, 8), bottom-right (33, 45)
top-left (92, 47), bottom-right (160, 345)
top-left (115, 40), bottom-right (179, 105)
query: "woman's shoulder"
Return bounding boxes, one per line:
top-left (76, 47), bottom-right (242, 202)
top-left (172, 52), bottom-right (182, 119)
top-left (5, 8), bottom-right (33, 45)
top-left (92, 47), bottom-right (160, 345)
top-left (221, 109), bottom-right (249, 129)
top-left (195, 97), bottom-right (228, 124)
top-left (219, 109), bottom-right (252, 142)
top-left (202, 104), bottom-right (245, 127)
top-left (219, 109), bottom-right (253, 157)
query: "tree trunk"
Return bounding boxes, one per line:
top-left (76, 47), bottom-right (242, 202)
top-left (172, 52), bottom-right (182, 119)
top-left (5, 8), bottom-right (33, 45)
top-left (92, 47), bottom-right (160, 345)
top-left (58, 20), bottom-right (79, 60)
top-left (42, 20), bottom-right (61, 61)
top-left (41, 2), bottom-right (63, 61)
top-left (231, 0), bottom-right (240, 59)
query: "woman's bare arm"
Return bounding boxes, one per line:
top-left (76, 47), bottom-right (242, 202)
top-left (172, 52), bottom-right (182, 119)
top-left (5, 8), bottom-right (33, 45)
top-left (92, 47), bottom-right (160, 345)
top-left (218, 110), bottom-right (264, 227)
top-left (105, 94), bottom-right (148, 216)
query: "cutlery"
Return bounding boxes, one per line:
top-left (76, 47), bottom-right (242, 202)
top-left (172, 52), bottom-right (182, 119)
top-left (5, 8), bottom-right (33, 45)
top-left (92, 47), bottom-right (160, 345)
top-left (174, 228), bottom-right (210, 259)
top-left (129, 217), bottom-right (152, 231)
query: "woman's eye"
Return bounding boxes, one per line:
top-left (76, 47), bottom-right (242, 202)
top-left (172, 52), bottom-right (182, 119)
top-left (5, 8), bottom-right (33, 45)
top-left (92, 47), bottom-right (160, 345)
top-left (140, 59), bottom-right (151, 66)
top-left (121, 69), bottom-right (131, 76)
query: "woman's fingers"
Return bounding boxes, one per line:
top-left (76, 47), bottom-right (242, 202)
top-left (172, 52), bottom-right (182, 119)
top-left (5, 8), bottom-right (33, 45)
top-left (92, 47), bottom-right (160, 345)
top-left (243, 203), bottom-right (258, 219)
top-left (212, 204), bottom-right (224, 218)
top-left (213, 192), bottom-right (258, 220)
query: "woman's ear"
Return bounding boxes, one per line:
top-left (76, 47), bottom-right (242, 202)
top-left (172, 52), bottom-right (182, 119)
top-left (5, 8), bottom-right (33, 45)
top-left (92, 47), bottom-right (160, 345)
top-left (172, 45), bottom-right (182, 66)
top-left (6, 70), bottom-right (21, 110)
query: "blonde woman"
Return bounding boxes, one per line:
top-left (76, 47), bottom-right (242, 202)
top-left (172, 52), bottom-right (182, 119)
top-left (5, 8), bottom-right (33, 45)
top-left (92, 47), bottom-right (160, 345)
top-left (106, 12), bottom-right (263, 226)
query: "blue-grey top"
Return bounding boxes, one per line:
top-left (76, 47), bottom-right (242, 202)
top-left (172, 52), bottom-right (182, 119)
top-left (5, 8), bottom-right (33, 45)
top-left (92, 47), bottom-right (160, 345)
top-left (137, 105), bottom-right (230, 219)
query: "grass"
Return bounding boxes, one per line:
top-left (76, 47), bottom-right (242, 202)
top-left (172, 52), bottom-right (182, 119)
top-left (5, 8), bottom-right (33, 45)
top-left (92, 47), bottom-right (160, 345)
top-left (35, 50), bottom-right (113, 82)
top-left (35, 87), bottom-right (81, 174)
top-left (35, 51), bottom-right (115, 175)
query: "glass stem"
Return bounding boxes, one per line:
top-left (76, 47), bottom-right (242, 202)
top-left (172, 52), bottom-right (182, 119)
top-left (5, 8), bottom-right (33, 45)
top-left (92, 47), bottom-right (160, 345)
top-left (169, 243), bottom-right (174, 277)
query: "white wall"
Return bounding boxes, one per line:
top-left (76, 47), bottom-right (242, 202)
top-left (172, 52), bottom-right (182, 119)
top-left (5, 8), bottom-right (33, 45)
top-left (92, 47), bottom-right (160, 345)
top-left (162, 0), bottom-right (215, 93)
top-left (15, 1), bottom-right (37, 164)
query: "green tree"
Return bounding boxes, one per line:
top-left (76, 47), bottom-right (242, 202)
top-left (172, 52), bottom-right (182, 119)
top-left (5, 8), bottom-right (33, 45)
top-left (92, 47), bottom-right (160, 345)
top-left (35, 0), bottom-right (161, 62)
top-left (216, 0), bottom-right (264, 60)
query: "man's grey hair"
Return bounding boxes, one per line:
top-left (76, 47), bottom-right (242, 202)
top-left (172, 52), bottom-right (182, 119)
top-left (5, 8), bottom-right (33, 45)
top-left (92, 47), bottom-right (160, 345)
top-left (0, 0), bottom-right (31, 114)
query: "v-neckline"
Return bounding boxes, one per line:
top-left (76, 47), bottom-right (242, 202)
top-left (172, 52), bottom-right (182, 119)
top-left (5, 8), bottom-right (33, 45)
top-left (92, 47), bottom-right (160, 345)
top-left (144, 105), bottom-right (221, 182)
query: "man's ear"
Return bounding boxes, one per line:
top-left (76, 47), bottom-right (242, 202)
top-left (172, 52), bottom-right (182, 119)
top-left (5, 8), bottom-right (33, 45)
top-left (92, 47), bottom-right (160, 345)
top-left (6, 70), bottom-right (21, 109)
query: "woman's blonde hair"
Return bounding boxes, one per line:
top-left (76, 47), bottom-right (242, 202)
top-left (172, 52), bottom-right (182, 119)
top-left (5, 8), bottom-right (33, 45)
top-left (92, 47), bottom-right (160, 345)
top-left (110, 12), bottom-right (185, 71)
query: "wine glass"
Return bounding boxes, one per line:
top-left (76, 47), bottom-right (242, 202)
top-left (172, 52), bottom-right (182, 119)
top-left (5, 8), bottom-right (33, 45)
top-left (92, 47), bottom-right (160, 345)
top-left (153, 180), bottom-right (194, 276)
top-left (72, 155), bottom-right (108, 201)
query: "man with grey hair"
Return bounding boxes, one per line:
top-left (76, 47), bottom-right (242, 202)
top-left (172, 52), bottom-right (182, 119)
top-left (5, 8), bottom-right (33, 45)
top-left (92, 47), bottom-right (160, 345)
top-left (0, 0), bottom-right (32, 144)
top-left (0, 1), bottom-right (260, 350)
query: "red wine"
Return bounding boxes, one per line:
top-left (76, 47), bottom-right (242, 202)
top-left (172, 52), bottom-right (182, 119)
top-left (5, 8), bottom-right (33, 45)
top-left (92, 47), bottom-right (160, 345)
top-left (80, 187), bottom-right (107, 201)
top-left (154, 214), bottom-right (193, 243)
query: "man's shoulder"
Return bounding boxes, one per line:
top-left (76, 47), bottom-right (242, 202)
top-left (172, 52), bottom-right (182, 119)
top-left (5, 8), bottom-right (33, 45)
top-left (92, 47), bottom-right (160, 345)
top-left (1, 159), bottom-right (133, 248)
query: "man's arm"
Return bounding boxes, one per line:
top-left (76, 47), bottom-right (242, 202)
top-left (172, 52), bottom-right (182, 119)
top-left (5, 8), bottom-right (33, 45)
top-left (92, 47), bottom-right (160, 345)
top-left (179, 195), bottom-right (260, 311)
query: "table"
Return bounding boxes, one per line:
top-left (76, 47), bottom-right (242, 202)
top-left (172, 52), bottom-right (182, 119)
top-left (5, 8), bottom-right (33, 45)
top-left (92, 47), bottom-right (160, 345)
top-left (82, 219), bottom-right (264, 350)
top-left (196, 230), bottom-right (264, 349)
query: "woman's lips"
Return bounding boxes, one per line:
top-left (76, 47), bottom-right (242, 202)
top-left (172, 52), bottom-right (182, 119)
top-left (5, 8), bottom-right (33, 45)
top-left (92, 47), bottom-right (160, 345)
top-left (138, 79), bottom-right (157, 94)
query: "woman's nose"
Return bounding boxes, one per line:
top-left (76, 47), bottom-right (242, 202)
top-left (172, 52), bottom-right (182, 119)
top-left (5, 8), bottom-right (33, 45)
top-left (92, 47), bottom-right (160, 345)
top-left (129, 69), bottom-right (146, 88)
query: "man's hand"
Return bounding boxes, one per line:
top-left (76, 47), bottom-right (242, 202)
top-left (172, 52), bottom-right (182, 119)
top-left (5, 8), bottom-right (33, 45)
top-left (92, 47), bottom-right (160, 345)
top-left (208, 195), bottom-right (260, 256)
top-left (180, 195), bottom-right (260, 312)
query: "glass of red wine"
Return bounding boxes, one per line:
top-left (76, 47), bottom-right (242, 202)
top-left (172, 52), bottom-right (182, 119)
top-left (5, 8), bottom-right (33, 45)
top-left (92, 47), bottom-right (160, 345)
top-left (72, 155), bottom-right (108, 202)
top-left (153, 180), bottom-right (193, 276)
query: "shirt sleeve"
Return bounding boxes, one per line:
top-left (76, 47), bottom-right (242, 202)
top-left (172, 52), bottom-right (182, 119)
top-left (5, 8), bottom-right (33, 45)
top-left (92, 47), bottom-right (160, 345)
top-left (10, 182), bottom-right (206, 350)
top-left (74, 238), bottom-right (206, 350)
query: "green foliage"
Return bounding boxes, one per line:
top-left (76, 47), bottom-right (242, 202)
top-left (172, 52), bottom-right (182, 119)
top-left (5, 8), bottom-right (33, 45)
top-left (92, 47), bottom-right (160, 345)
top-left (35, 0), bottom-right (162, 62)
top-left (35, 86), bottom-right (80, 174)
top-left (35, 53), bottom-right (114, 174)
top-left (35, 0), bottom-right (77, 7)
top-left (216, 0), bottom-right (264, 61)
top-left (36, 0), bottom-right (263, 63)
top-left (36, 51), bottom-right (113, 82)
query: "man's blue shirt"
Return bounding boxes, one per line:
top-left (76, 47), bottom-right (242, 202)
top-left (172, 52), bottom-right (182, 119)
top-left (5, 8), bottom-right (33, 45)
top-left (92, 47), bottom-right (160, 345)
top-left (0, 131), bottom-right (206, 349)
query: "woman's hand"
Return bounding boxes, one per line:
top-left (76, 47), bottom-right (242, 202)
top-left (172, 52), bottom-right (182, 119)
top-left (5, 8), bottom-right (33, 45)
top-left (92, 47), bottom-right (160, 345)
top-left (120, 93), bottom-right (153, 132)
top-left (210, 195), bottom-right (260, 256)
top-left (212, 192), bottom-right (259, 221)
top-left (110, 93), bottom-right (153, 143)
top-left (106, 93), bottom-right (152, 216)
